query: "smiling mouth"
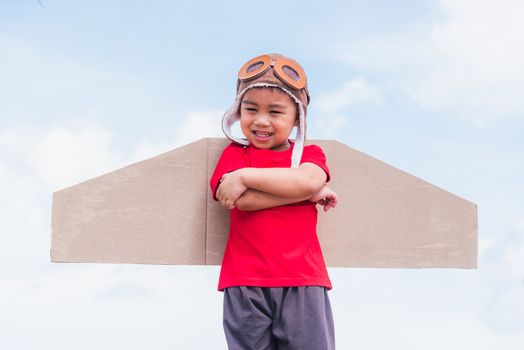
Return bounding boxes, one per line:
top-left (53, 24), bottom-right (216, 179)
top-left (253, 131), bottom-right (273, 137)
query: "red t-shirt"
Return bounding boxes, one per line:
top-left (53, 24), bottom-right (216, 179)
top-left (210, 141), bottom-right (332, 291)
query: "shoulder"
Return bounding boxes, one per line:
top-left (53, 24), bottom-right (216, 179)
top-left (223, 141), bottom-right (244, 150)
top-left (220, 141), bottom-right (247, 156)
top-left (225, 141), bottom-right (245, 149)
top-left (302, 144), bottom-right (327, 159)
top-left (303, 143), bottom-right (325, 152)
top-left (300, 143), bottom-right (330, 181)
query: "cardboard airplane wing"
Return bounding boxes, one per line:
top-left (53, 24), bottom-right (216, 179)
top-left (51, 138), bottom-right (477, 268)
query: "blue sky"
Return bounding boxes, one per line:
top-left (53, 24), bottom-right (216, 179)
top-left (1, 0), bottom-right (523, 349)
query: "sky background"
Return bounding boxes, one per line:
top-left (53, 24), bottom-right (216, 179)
top-left (1, 0), bottom-right (523, 349)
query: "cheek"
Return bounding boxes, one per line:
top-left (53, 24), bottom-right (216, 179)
top-left (239, 116), bottom-right (250, 131)
top-left (276, 117), bottom-right (296, 130)
top-left (239, 114), bottom-right (247, 125)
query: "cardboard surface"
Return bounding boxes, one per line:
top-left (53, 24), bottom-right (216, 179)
top-left (51, 138), bottom-right (478, 268)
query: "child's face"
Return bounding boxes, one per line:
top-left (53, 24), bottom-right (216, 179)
top-left (239, 88), bottom-right (298, 151)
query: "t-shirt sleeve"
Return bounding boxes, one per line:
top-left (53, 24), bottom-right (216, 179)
top-left (300, 144), bottom-right (331, 183)
top-left (209, 143), bottom-right (247, 201)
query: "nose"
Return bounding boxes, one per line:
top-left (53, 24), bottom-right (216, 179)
top-left (253, 113), bottom-right (271, 127)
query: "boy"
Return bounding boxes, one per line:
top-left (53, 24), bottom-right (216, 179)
top-left (210, 53), bottom-right (338, 350)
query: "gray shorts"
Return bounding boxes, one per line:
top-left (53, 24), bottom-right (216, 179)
top-left (223, 286), bottom-right (335, 350)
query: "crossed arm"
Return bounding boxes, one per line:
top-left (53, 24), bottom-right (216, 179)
top-left (216, 163), bottom-right (338, 211)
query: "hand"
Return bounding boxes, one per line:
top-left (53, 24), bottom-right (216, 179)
top-left (216, 170), bottom-right (248, 209)
top-left (309, 185), bottom-right (338, 212)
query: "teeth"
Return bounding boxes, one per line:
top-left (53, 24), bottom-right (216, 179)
top-left (255, 131), bottom-right (272, 136)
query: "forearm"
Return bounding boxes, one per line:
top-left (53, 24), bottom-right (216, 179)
top-left (238, 167), bottom-right (325, 198)
top-left (235, 189), bottom-right (311, 211)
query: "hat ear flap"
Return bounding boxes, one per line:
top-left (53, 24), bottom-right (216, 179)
top-left (290, 102), bottom-right (306, 168)
top-left (222, 97), bottom-right (249, 146)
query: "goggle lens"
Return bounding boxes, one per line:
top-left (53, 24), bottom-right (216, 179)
top-left (281, 65), bottom-right (300, 81)
top-left (246, 61), bottom-right (264, 73)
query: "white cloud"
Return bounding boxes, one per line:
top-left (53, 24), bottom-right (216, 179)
top-left (503, 220), bottom-right (524, 279)
top-left (334, 36), bottom-right (436, 73)
top-left (0, 265), bottom-right (225, 349)
top-left (329, 267), bottom-right (524, 349)
top-left (478, 236), bottom-right (495, 260)
top-left (310, 79), bottom-right (382, 139)
top-left (311, 113), bottom-right (349, 139)
top-left (476, 220), bottom-right (524, 333)
top-left (0, 125), bottom-right (126, 278)
top-left (174, 109), bottom-right (225, 144)
top-left (413, 0), bottom-right (524, 123)
top-left (486, 285), bottom-right (524, 332)
top-left (29, 125), bottom-right (124, 190)
top-left (314, 79), bottom-right (382, 112)
top-left (128, 109), bottom-right (224, 162)
top-left (333, 0), bottom-right (524, 124)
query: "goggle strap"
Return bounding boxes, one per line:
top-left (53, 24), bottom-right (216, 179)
top-left (238, 54), bottom-right (307, 91)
